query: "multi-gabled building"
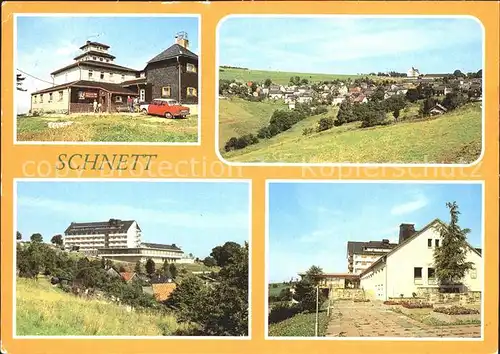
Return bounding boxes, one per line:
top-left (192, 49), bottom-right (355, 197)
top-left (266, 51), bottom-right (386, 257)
top-left (360, 219), bottom-right (482, 300)
top-left (30, 32), bottom-right (198, 114)
top-left (64, 219), bottom-right (142, 252)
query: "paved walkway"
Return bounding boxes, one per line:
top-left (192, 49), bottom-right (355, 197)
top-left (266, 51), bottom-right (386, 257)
top-left (326, 302), bottom-right (480, 338)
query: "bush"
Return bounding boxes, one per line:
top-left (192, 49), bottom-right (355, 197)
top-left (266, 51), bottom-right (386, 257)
top-left (317, 117), bottom-right (334, 132)
top-left (433, 306), bottom-right (479, 315)
top-left (268, 302), bottom-right (301, 324)
top-left (400, 301), bottom-right (433, 309)
top-left (314, 106), bottom-right (328, 115)
top-left (302, 127), bottom-right (314, 136)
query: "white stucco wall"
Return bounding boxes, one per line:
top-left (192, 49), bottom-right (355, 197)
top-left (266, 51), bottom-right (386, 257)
top-left (53, 67), bottom-right (81, 85)
top-left (31, 88), bottom-right (70, 113)
top-left (53, 67), bottom-right (137, 85)
top-left (126, 221), bottom-right (142, 248)
top-left (361, 221), bottom-right (483, 299)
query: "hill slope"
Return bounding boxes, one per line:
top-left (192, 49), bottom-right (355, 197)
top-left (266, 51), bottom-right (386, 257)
top-left (218, 98), bottom-right (287, 147)
top-left (16, 278), bottom-right (187, 336)
top-left (222, 103), bottom-right (482, 164)
top-left (219, 67), bottom-right (362, 85)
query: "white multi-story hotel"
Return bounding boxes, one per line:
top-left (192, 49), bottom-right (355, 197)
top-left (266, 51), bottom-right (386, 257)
top-left (63, 219), bottom-right (142, 252)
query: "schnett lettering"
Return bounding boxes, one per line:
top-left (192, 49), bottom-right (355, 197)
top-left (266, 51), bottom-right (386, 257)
top-left (56, 154), bottom-right (157, 171)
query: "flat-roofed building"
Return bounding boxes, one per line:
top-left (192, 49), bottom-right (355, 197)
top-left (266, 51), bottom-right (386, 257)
top-left (97, 242), bottom-right (184, 264)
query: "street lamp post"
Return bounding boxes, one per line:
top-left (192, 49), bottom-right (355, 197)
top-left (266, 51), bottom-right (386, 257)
top-left (315, 284), bottom-right (319, 337)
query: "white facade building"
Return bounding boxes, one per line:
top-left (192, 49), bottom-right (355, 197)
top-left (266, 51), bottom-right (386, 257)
top-left (360, 219), bottom-right (482, 300)
top-left (64, 219), bottom-right (141, 252)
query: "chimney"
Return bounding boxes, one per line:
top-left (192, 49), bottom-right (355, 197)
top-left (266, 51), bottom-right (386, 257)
top-left (399, 223), bottom-right (416, 244)
top-left (175, 31), bottom-right (189, 49)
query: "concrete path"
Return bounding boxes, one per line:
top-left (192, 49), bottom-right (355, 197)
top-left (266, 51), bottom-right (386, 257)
top-left (326, 301), bottom-right (480, 338)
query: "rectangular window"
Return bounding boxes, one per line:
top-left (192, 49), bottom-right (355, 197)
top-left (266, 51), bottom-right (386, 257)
top-left (139, 89), bottom-right (146, 102)
top-left (121, 74), bottom-right (125, 80)
top-left (435, 239), bottom-right (440, 248)
top-left (428, 268), bottom-right (437, 285)
top-left (187, 87), bottom-right (197, 97)
top-left (110, 72), bottom-right (114, 78)
top-left (427, 239), bottom-right (432, 248)
top-left (470, 268), bottom-right (477, 279)
top-left (186, 63), bottom-right (197, 73)
top-left (48, 93), bottom-right (53, 102)
top-left (33, 95), bottom-right (37, 103)
top-left (58, 91), bottom-right (63, 102)
top-left (414, 267), bottom-right (422, 279)
top-left (115, 96), bottom-right (123, 103)
top-left (162, 86), bottom-right (171, 97)
top-left (88, 70), bottom-right (93, 79)
top-left (100, 72), bottom-right (105, 80)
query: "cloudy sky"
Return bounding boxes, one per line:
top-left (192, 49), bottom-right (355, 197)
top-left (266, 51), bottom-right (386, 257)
top-left (268, 182), bottom-right (483, 283)
top-left (219, 16), bottom-right (482, 75)
top-left (16, 181), bottom-right (249, 259)
top-left (15, 15), bottom-right (199, 113)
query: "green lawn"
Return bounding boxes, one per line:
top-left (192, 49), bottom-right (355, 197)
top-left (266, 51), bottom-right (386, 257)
top-left (16, 277), bottom-right (188, 336)
top-left (268, 283), bottom-right (291, 298)
top-left (268, 310), bottom-right (329, 337)
top-left (218, 97), bottom-right (286, 147)
top-left (219, 67), bottom-right (363, 85)
top-left (17, 114), bottom-right (198, 143)
top-left (223, 103), bottom-right (482, 164)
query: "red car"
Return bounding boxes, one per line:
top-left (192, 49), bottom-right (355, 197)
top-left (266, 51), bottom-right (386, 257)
top-left (146, 98), bottom-right (190, 119)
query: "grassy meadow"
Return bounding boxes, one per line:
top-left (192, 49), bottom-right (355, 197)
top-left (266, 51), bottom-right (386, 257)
top-left (16, 278), bottom-right (189, 336)
top-left (219, 67), bottom-right (363, 85)
top-left (218, 98), bottom-right (287, 147)
top-left (16, 114), bottom-right (198, 143)
top-left (221, 102), bottom-right (482, 164)
top-left (269, 283), bottom-right (291, 298)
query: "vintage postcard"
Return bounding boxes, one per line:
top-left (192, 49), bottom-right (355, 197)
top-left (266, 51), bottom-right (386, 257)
top-left (217, 16), bottom-right (483, 164)
top-left (15, 15), bottom-right (201, 144)
top-left (14, 180), bottom-right (250, 337)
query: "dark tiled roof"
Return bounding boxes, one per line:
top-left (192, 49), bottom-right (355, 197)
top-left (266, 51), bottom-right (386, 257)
top-left (121, 77), bottom-right (147, 86)
top-left (360, 219), bottom-right (482, 277)
top-left (65, 219), bottom-right (138, 235)
top-left (74, 51), bottom-right (116, 61)
top-left (150, 274), bottom-right (174, 284)
top-left (32, 80), bottom-right (139, 95)
top-left (80, 41), bottom-right (110, 50)
top-left (147, 44), bottom-right (198, 64)
top-left (347, 240), bottom-right (398, 256)
top-left (141, 242), bottom-right (182, 251)
top-left (51, 61), bottom-right (139, 75)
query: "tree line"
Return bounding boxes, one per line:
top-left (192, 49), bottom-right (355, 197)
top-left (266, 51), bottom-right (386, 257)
top-left (224, 103), bottom-right (327, 152)
top-left (16, 234), bottom-right (248, 336)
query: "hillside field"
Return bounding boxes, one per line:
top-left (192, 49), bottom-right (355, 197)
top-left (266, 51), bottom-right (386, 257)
top-left (218, 98), bottom-right (287, 147)
top-left (219, 67), bottom-right (363, 85)
top-left (16, 277), bottom-right (188, 336)
top-left (17, 114), bottom-right (198, 143)
top-left (221, 102), bottom-right (482, 164)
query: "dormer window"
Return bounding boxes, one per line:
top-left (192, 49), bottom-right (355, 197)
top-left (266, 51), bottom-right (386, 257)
top-left (92, 56), bottom-right (96, 60)
top-left (100, 58), bottom-right (103, 61)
